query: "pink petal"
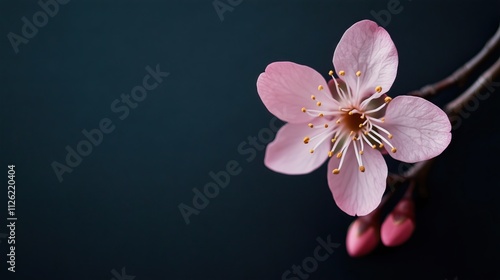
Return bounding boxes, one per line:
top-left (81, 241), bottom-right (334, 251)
top-left (264, 121), bottom-right (330, 175)
top-left (327, 146), bottom-right (387, 216)
top-left (257, 62), bottom-right (334, 124)
top-left (333, 20), bottom-right (398, 100)
top-left (383, 96), bottom-right (452, 163)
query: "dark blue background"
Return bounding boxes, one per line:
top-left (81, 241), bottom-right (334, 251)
top-left (1, 0), bottom-right (499, 279)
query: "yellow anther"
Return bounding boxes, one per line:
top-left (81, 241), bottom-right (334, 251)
top-left (318, 113), bottom-right (324, 117)
top-left (336, 119), bottom-right (341, 124)
top-left (349, 131), bottom-right (354, 136)
top-left (328, 70), bottom-right (334, 76)
top-left (360, 114), bottom-right (365, 119)
top-left (359, 123), bottom-right (364, 128)
top-left (328, 151), bottom-right (333, 157)
top-left (356, 71), bottom-right (361, 77)
top-left (364, 131), bottom-right (369, 135)
top-left (324, 124), bottom-right (329, 128)
top-left (379, 143), bottom-right (384, 148)
top-left (316, 101), bottom-right (322, 107)
top-left (336, 152), bottom-right (342, 158)
top-left (339, 70), bottom-right (345, 76)
top-left (332, 169), bottom-right (340, 174)
top-left (348, 111), bottom-right (354, 115)
top-left (308, 123), bottom-right (314, 128)
top-left (359, 166), bottom-right (365, 172)
top-left (391, 147), bottom-right (397, 153)
top-left (375, 86), bottom-right (382, 93)
top-left (372, 144), bottom-right (377, 149)
top-left (384, 97), bottom-right (392, 103)
top-left (388, 134), bottom-right (393, 139)
top-left (318, 85), bottom-right (324, 90)
top-left (331, 138), bottom-right (336, 143)
top-left (301, 107), bottom-right (307, 113)
top-left (311, 95), bottom-right (316, 100)
top-left (310, 149), bottom-right (314, 154)
top-left (303, 137), bottom-right (310, 144)
top-left (381, 118), bottom-right (385, 122)
top-left (352, 136), bottom-right (357, 141)
top-left (359, 150), bottom-right (364, 155)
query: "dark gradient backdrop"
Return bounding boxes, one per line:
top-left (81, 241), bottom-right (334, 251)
top-left (1, 0), bottom-right (500, 279)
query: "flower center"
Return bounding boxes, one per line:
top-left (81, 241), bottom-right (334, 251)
top-left (343, 111), bottom-right (364, 132)
top-left (300, 69), bottom-right (399, 175)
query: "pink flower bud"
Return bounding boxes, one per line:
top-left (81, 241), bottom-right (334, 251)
top-left (346, 214), bottom-right (380, 257)
top-left (381, 198), bottom-right (415, 247)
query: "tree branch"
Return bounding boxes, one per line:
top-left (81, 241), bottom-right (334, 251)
top-left (409, 24), bottom-right (500, 99)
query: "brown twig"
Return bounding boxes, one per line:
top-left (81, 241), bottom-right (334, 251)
top-left (409, 24), bottom-right (500, 99)
top-left (445, 58), bottom-right (500, 114)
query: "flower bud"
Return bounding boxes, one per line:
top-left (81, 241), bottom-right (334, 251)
top-left (381, 198), bottom-right (415, 247)
top-left (346, 214), bottom-right (380, 257)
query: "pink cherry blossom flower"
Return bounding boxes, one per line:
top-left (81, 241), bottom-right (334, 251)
top-left (256, 20), bottom-right (451, 216)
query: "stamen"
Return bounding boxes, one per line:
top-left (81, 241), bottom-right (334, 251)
top-left (388, 134), bottom-right (393, 139)
top-left (375, 86), bottom-right (382, 93)
top-left (366, 132), bottom-right (383, 147)
top-left (338, 70), bottom-right (345, 76)
top-left (328, 151), bottom-right (333, 157)
top-left (359, 166), bottom-right (365, 172)
top-left (316, 101), bottom-right (322, 107)
top-left (308, 123), bottom-right (314, 128)
top-left (303, 137), bottom-right (310, 144)
top-left (352, 139), bottom-right (363, 169)
top-left (335, 140), bottom-right (351, 172)
top-left (391, 147), bottom-right (397, 153)
top-left (318, 113), bottom-right (324, 117)
top-left (310, 149), bottom-right (314, 154)
top-left (301, 107), bottom-right (307, 113)
top-left (384, 97), bottom-right (392, 103)
top-left (324, 124), bottom-right (329, 128)
top-left (328, 70), bottom-right (334, 76)
top-left (332, 169), bottom-right (340, 174)
top-left (363, 102), bottom-right (388, 115)
top-left (336, 152), bottom-right (342, 158)
top-left (311, 95), bottom-right (316, 100)
top-left (369, 129), bottom-right (395, 150)
top-left (356, 71), bottom-right (361, 77)
top-left (318, 85), bottom-right (324, 90)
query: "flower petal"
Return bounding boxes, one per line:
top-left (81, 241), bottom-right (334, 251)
top-left (264, 121), bottom-right (331, 175)
top-left (333, 20), bottom-right (398, 100)
top-left (383, 96), bottom-right (452, 163)
top-left (327, 146), bottom-right (387, 216)
top-left (257, 62), bottom-right (334, 123)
